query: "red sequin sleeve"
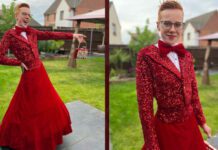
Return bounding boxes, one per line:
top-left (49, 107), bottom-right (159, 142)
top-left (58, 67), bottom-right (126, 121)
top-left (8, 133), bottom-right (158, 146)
top-left (0, 32), bottom-right (21, 66)
top-left (136, 51), bottom-right (160, 150)
top-left (190, 54), bottom-right (206, 126)
top-left (34, 29), bottom-right (73, 40)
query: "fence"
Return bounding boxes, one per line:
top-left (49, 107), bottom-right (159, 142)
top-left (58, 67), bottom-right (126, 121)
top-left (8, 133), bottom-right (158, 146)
top-left (187, 47), bottom-right (218, 70)
top-left (110, 44), bottom-right (218, 70)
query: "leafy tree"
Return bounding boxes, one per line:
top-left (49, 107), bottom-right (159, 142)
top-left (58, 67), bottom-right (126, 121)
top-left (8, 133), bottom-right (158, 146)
top-left (128, 19), bottom-right (158, 67)
top-left (110, 48), bottom-right (132, 78)
top-left (110, 48), bottom-right (130, 71)
top-left (38, 40), bottom-right (65, 53)
top-left (0, 0), bottom-right (16, 32)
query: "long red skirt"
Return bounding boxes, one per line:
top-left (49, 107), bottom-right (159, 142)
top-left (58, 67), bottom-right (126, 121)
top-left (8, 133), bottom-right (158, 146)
top-left (0, 63), bottom-right (72, 150)
top-left (154, 113), bottom-right (206, 150)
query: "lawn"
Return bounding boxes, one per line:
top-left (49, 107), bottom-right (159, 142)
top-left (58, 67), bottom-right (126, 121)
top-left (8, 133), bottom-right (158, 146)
top-left (110, 74), bottom-right (218, 150)
top-left (0, 57), bottom-right (105, 121)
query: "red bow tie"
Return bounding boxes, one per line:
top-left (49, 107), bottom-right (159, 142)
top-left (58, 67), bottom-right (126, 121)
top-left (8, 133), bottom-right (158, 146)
top-left (15, 26), bottom-right (31, 35)
top-left (158, 40), bottom-right (186, 57)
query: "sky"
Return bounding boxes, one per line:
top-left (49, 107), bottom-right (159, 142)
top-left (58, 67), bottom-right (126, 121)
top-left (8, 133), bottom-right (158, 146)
top-left (0, 0), bottom-right (218, 44)
top-left (111, 0), bottom-right (218, 44)
top-left (0, 0), bottom-right (55, 25)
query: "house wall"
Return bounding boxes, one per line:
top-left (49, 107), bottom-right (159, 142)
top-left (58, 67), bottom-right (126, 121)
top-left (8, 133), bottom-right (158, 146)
top-left (44, 0), bottom-right (105, 29)
top-left (109, 3), bottom-right (122, 44)
top-left (55, 0), bottom-right (74, 28)
top-left (183, 23), bottom-right (199, 47)
top-left (44, 14), bottom-right (56, 26)
top-left (73, 0), bottom-right (105, 28)
top-left (199, 11), bottom-right (218, 47)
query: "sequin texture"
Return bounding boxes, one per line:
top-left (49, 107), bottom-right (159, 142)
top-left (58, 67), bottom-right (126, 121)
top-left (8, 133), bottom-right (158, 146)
top-left (0, 27), bottom-right (73, 70)
top-left (136, 45), bottom-right (206, 150)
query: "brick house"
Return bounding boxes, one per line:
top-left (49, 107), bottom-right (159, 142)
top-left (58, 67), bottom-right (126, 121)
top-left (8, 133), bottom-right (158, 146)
top-left (44, 0), bottom-right (104, 29)
top-left (183, 10), bottom-right (218, 47)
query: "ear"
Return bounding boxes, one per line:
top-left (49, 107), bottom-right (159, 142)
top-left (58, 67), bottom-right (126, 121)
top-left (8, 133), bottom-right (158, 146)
top-left (15, 13), bottom-right (18, 20)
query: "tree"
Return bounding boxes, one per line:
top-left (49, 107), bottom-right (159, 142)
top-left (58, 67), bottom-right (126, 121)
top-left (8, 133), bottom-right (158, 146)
top-left (110, 48), bottom-right (131, 78)
top-left (202, 40), bottom-right (211, 85)
top-left (68, 21), bottom-right (81, 68)
top-left (110, 48), bottom-right (130, 70)
top-left (0, 0), bottom-right (16, 32)
top-left (128, 19), bottom-right (158, 67)
top-left (38, 40), bottom-right (65, 53)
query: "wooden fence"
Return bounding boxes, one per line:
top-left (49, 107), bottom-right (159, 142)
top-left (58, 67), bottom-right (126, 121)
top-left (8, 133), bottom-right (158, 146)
top-left (110, 44), bottom-right (218, 70)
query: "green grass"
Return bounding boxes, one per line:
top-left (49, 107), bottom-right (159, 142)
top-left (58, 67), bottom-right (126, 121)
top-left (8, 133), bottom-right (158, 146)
top-left (110, 74), bottom-right (218, 150)
top-left (0, 57), bottom-right (105, 121)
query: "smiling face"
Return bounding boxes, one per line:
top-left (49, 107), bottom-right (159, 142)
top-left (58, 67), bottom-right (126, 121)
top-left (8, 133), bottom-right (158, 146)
top-left (157, 9), bottom-right (183, 45)
top-left (15, 7), bottom-right (31, 27)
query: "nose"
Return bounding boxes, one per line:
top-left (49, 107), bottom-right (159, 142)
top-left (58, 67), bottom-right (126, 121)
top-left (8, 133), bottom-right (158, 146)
top-left (169, 24), bottom-right (176, 32)
top-left (26, 15), bottom-right (30, 19)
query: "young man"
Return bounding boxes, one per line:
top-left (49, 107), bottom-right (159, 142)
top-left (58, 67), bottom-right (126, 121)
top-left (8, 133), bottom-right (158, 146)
top-left (136, 1), bottom-right (211, 150)
top-left (0, 3), bottom-right (85, 150)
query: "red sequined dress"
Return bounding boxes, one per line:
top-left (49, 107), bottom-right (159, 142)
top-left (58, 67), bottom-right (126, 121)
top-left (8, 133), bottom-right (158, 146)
top-left (136, 45), bottom-right (207, 150)
top-left (0, 27), bottom-right (73, 150)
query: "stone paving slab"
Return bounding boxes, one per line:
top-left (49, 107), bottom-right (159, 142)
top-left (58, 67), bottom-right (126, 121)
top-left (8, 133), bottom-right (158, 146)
top-left (207, 134), bottom-right (218, 149)
top-left (56, 100), bottom-right (105, 150)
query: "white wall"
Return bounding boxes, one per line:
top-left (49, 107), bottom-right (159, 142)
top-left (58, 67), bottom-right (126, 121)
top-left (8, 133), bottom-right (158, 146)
top-left (183, 23), bottom-right (199, 47)
top-left (109, 3), bottom-right (123, 45)
top-left (55, 0), bottom-right (74, 28)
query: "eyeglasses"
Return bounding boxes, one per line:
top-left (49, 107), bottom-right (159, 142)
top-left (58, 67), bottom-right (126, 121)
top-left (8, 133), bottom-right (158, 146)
top-left (21, 12), bottom-right (32, 18)
top-left (159, 21), bottom-right (184, 30)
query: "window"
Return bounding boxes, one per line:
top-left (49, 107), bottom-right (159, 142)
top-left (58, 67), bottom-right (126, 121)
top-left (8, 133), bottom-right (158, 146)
top-left (112, 23), bottom-right (117, 36)
top-left (60, 10), bottom-right (64, 20)
top-left (187, 32), bottom-right (191, 40)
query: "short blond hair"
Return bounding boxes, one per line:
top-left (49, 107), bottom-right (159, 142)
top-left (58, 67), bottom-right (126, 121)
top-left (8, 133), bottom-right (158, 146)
top-left (14, 3), bottom-right (30, 16)
top-left (158, 1), bottom-right (183, 21)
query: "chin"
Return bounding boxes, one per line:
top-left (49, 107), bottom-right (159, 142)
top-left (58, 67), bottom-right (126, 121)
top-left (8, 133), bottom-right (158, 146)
top-left (165, 38), bottom-right (178, 45)
top-left (168, 41), bottom-right (176, 45)
top-left (23, 23), bottom-right (29, 27)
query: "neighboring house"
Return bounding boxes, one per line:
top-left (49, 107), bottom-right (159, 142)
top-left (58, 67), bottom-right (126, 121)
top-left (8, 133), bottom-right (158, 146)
top-left (0, 9), bottom-right (41, 27)
top-left (109, 1), bottom-right (122, 45)
top-left (183, 10), bottom-right (218, 47)
top-left (29, 18), bottom-right (42, 27)
top-left (44, 0), bottom-right (104, 29)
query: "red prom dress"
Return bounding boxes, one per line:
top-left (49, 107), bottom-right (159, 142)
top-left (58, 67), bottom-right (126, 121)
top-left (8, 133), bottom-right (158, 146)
top-left (0, 27), bottom-right (73, 150)
top-left (136, 40), bottom-right (207, 150)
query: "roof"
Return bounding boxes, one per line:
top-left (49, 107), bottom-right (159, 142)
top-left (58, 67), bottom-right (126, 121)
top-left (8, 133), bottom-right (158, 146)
top-left (66, 0), bottom-right (82, 8)
top-left (30, 18), bottom-right (41, 26)
top-left (44, 0), bottom-right (82, 15)
top-left (199, 32), bottom-right (218, 41)
top-left (110, 1), bottom-right (113, 8)
top-left (67, 8), bottom-right (105, 24)
top-left (185, 10), bottom-right (217, 31)
top-left (44, 0), bottom-right (61, 15)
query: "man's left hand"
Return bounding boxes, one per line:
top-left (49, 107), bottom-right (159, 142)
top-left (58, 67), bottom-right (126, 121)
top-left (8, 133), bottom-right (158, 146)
top-left (73, 34), bottom-right (86, 43)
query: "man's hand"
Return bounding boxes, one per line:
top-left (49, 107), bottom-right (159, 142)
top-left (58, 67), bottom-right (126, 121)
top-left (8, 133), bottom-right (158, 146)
top-left (201, 123), bottom-right (212, 138)
top-left (21, 62), bottom-right (28, 71)
top-left (73, 34), bottom-right (86, 43)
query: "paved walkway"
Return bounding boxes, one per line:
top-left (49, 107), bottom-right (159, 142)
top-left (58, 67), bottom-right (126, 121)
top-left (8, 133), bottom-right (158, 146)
top-left (57, 101), bottom-right (105, 150)
top-left (196, 69), bottom-right (218, 75)
top-left (0, 101), bottom-right (105, 150)
top-left (207, 134), bottom-right (218, 149)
